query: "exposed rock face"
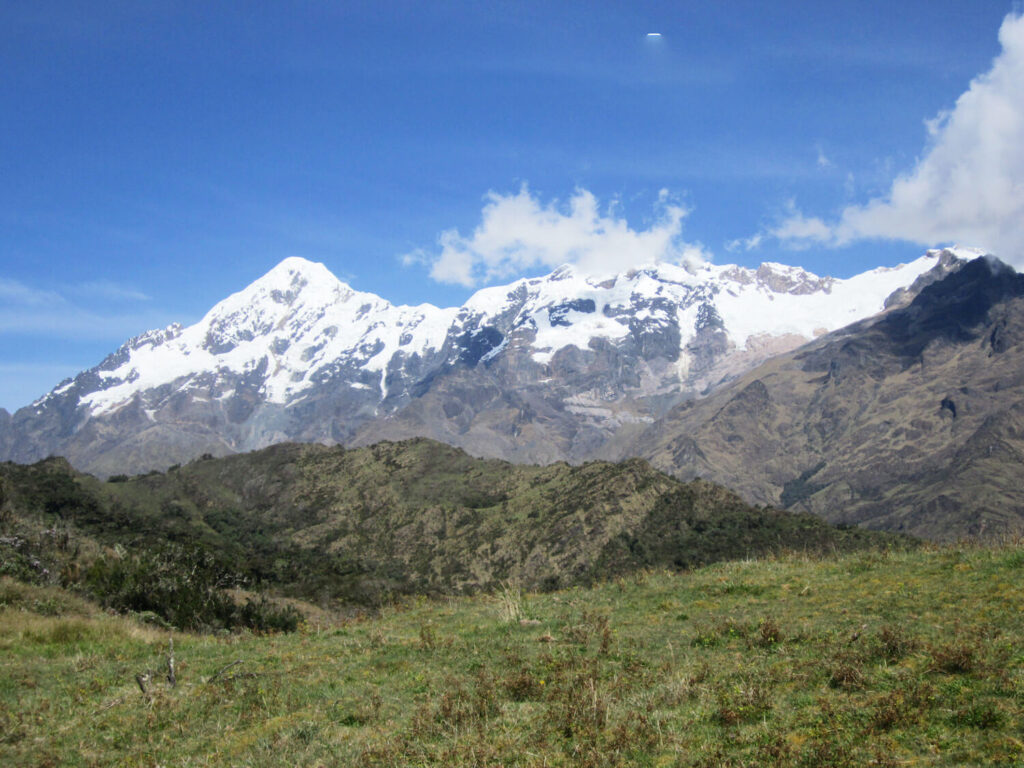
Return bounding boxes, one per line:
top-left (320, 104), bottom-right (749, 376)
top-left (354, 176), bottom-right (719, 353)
top-left (0, 250), bottom-right (963, 476)
top-left (633, 256), bottom-right (1024, 541)
top-left (353, 252), bottom-right (965, 464)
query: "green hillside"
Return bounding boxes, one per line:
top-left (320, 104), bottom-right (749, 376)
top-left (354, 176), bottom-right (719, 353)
top-left (1, 438), bottom-right (898, 616)
top-left (2, 543), bottom-right (1022, 766)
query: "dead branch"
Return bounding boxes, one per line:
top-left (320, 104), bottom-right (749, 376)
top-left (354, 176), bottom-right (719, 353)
top-left (167, 637), bottom-right (176, 687)
top-left (93, 696), bottom-right (125, 715)
top-left (207, 660), bottom-right (243, 684)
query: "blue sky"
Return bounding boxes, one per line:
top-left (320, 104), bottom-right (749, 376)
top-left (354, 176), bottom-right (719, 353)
top-left (2, 1), bottom-right (1023, 410)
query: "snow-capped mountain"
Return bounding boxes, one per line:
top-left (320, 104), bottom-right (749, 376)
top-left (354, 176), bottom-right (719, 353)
top-left (80, 257), bottom-right (458, 413)
top-left (0, 248), bottom-right (971, 475)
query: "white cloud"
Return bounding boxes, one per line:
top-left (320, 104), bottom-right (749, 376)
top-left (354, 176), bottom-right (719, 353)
top-left (759, 201), bottom-right (835, 251)
top-left (412, 186), bottom-right (710, 287)
top-left (764, 13), bottom-right (1024, 266)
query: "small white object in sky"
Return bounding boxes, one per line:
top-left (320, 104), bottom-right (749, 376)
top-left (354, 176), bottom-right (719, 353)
top-left (646, 32), bottom-right (661, 37)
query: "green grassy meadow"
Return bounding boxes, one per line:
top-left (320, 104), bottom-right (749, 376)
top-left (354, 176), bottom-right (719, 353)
top-left (3, 543), bottom-right (1023, 767)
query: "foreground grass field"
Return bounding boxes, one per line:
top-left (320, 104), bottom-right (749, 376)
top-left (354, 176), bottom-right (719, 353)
top-left (2, 544), bottom-right (1023, 767)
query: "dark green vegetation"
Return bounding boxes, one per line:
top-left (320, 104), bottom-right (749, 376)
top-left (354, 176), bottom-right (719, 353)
top-left (2, 544), bottom-right (1023, 766)
top-left (0, 459), bottom-right (299, 633)
top-left (2, 438), bottom-right (899, 618)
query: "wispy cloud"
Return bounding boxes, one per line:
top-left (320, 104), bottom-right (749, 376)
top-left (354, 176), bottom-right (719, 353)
top-left (0, 308), bottom-right (172, 339)
top-left (406, 186), bottom-right (711, 287)
top-left (0, 277), bottom-right (170, 340)
top-left (0, 278), bottom-right (65, 307)
top-left (749, 12), bottom-right (1024, 266)
top-left (815, 144), bottom-right (833, 170)
top-left (0, 276), bottom-right (168, 410)
top-left (71, 280), bottom-right (151, 302)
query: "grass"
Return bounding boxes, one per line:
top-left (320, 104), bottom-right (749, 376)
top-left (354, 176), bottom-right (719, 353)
top-left (2, 542), bottom-right (1024, 767)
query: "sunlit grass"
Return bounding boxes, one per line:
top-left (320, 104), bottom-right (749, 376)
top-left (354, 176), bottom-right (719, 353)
top-left (2, 543), bottom-right (1023, 766)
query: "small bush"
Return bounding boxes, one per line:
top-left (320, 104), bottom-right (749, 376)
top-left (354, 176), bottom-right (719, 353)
top-left (606, 710), bottom-right (659, 754)
top-left (430, 670), bottom-right (501, 733)
top-left (952, 700), bottom-right (1004, 729)
top-left (713, 678), bottom-right (772, 726)
top-left (692, 623), bottom-right (722, 648)
top-left (503, 671), bottom-right (543, 701)
top-left (929, 640), bottom-right (976, 674)
top-left (560, 611), bottom-right (611, 648)
top-left (869, 681), bottom-right (935, 731)
top-left (797, 737), bottom-right (857, 768)
top-left (754, 616), bottom-right (783, 648)
top-left (828, 654), bottom-right (866, 690)
top-left (544, 659), bottom-right (608, 740)
top-left (418, 623), bottom-right (437, 650)
top-left (238, 595), bottom-right (301, 633)
top-left (693, 617), bottom-right (751, 648)
top-left (873, 624), bottom-right (918, 662)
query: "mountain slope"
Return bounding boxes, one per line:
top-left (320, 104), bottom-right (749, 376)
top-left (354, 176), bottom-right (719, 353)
top-left (634, 256), bottom-right (1024, 541)
top-left (0, 440), bottom-right (899, 604)
top-left (0, 250), bottom-right (963, 476)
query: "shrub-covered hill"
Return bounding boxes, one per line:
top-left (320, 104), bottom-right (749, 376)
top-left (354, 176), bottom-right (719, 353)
top-left (2, 543), bottom-right (1022, 767)
top-left (1, 438), bottom-right (901, 607)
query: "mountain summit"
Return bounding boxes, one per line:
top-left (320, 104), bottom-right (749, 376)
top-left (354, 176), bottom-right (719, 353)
top-left (0, 250), bottom-right (968, 476)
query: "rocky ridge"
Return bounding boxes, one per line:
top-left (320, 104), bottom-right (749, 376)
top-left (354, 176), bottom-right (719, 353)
top-left (632, 256), bottom-right (1024, 541)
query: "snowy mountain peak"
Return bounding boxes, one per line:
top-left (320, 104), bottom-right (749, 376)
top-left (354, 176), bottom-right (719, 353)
top-left (925, 245), bottom-right (987, 261)
top-left (214, 257), bottom-right (357, 317)
top-left (63, 257), bottom-right (455, 415)
top-left (262, 254), bottom-right (336, 280)
top-left (12, 248), bottom-right (972, 475)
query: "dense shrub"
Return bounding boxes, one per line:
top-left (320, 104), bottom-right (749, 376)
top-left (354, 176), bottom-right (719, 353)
top-left (83, 543), bottom-right (298, 633)
top-left (238, 594), bottom-right (301, 633)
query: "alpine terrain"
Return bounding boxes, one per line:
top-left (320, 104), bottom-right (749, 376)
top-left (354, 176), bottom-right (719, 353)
top-left (634, 255), bottom-right (1024, 541)
top-left (0, 249), bottom-right (966, 477)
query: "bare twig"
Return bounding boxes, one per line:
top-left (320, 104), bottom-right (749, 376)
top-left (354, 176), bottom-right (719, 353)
top-left (93, 696), bottom-right (125, 715)
top-left (167, 637), bottom-right (176, 687)
top-left (207, 660), bottom-right (243, 684)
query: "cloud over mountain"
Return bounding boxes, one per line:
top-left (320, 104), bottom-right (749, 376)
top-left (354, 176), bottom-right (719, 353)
top-left (409, 186), bottom-right (710, 287)
top-left (764, 12), bottom-right (1024, 266)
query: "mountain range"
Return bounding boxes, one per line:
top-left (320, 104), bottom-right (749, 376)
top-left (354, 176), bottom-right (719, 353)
top-left (0, 249), bottom-right (964, 470)
top-left (3, 246), bottom-right (1021, 539)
